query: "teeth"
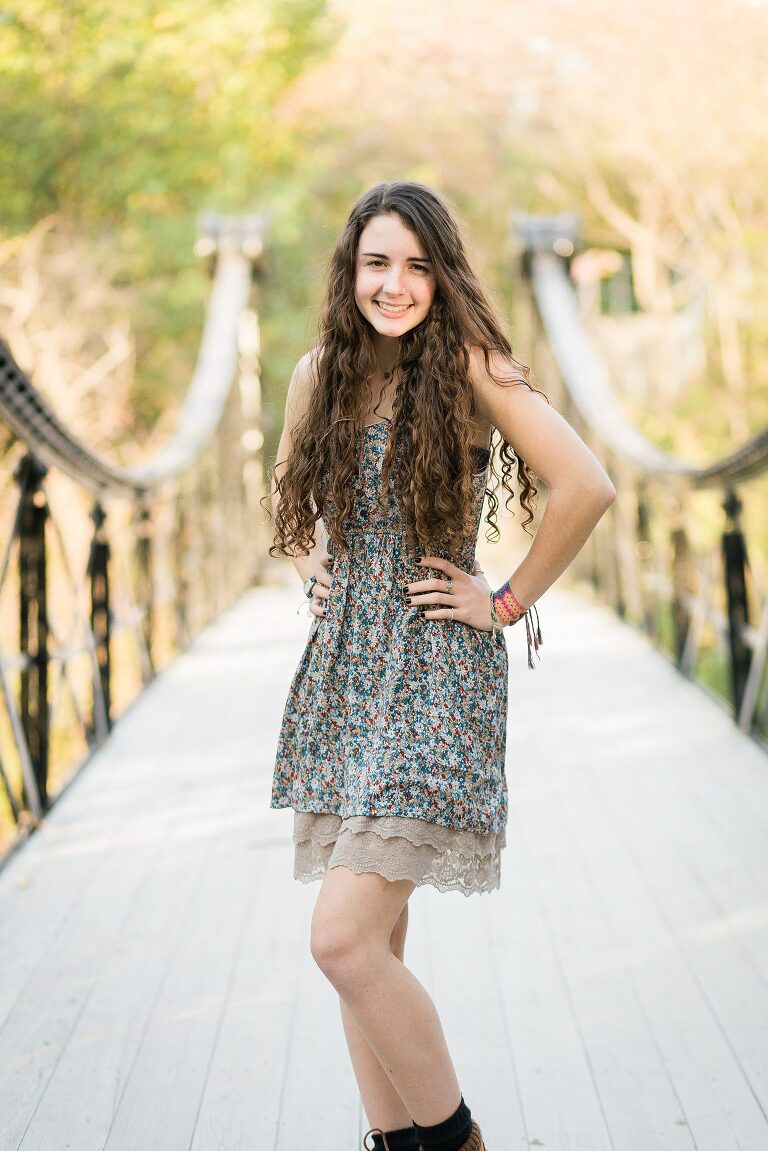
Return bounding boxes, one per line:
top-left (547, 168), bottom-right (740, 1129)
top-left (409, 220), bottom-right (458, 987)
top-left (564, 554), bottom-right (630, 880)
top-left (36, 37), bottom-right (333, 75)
top-left (377, 302), bottom-right (409, 314)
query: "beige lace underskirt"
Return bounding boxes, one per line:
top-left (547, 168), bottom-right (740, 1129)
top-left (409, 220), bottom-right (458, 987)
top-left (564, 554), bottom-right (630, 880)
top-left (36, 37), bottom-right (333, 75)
top-left (293, 809), bottom-right (506, 897)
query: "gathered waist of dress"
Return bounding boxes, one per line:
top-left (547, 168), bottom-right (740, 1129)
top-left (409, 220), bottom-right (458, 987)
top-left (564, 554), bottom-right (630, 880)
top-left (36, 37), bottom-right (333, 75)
top-left (327, 525), bottom-right (476, 569)
top-left (344, 523), bottom-right (406, 538)
top-left (326, 523), bottom-right (410, 557)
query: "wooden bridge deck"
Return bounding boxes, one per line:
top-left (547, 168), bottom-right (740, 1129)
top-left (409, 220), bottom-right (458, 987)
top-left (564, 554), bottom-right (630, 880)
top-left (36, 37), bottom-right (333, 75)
top-left (1, 569), bottom-right (767, 1151)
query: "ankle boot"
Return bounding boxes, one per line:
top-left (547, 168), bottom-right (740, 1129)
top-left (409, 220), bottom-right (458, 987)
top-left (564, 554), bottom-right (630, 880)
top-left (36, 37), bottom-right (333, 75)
top-left (362, 1130), bottom-right (390, 1151)
top-left (388, 1119), bottom-right (486, 1151)
top-left (362, 1125), bottom-right (421, 1150)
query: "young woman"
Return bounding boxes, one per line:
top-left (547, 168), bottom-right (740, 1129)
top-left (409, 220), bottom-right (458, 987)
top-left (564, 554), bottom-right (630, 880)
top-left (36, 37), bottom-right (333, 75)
top-left (268, 181), bottom-right (615, 1151)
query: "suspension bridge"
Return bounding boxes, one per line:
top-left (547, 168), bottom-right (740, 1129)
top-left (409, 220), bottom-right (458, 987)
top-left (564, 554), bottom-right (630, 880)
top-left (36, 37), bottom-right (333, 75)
top-left (0, 216), bottom-right (766, 1151)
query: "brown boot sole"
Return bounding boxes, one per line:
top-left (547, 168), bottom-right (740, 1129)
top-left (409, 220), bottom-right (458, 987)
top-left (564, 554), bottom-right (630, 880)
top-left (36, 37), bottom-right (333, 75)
top-left (363, 1118), bottom-right (487, 1151)
top-left (457, 1119), bottom-right (486, 1151)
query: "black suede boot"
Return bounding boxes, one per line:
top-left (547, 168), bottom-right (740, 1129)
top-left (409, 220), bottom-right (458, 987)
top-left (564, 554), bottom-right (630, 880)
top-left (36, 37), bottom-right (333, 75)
top-left (412, 1097), bottom-right (482, 1151)
top-left (363, 1122), bottom-right (420, 1150)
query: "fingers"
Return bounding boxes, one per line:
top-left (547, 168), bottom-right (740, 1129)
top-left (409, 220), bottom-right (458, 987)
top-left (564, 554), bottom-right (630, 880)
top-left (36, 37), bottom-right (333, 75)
top-left (418, 555), bottom-right (459, 575)
top-left (312, 585), bottom-right (331, 612)
top-left (310, 568), bottom-right (333, 617)
top-left (404, 577), bottom-right (455, 595)
top-left (408, 590), bottom-right (455, 606)
top-left (311, 586), bottom-right (331, 614)
top-left (421, 606), bottom-right (458, 620)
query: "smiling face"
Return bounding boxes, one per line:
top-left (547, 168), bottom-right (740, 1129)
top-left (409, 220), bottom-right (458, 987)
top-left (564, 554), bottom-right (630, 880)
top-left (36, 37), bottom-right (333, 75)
top-left (354, 213), bottom-right (437, 343)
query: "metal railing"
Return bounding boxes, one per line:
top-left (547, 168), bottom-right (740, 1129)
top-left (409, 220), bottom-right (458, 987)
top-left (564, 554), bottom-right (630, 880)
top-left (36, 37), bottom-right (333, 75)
top-left (0, 215), bottom-right (269, 860)
top-left (513, 214), bottom-right (768, 741)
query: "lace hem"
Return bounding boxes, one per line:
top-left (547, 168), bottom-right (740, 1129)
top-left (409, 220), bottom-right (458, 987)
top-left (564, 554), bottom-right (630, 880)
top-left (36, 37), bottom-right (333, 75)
top-left (292, 810), bottom-right (506, 897)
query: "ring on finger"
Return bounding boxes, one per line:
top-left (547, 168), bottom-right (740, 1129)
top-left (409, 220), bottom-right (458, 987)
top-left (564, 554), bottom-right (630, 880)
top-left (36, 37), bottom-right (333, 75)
top-left (450, 605), bottom-right (455, 621)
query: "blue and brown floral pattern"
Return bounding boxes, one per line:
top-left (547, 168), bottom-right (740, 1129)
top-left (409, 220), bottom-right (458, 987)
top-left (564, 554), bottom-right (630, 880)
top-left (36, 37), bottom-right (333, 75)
top-left (271, 420), bottom-right (509, 836)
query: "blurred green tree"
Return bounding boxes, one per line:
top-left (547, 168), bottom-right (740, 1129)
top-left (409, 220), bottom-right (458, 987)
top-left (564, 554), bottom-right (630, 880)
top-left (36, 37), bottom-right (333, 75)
top-left (0, 0), bottom-right (333, 427)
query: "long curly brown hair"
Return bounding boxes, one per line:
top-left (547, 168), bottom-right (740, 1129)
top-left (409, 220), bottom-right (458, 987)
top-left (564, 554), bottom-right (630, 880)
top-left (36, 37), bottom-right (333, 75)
top-left (269, 181), bottom-right (544, 562)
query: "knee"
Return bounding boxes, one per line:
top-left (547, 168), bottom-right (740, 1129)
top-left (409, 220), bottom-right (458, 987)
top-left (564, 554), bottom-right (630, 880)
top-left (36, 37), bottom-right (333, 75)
top-left (310, 910), bottom-right (369, 990)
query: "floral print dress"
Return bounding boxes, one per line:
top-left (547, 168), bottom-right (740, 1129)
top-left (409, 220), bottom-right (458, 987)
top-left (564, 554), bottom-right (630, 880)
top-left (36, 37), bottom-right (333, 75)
top-left (270, 418), bottom-right (509, 896)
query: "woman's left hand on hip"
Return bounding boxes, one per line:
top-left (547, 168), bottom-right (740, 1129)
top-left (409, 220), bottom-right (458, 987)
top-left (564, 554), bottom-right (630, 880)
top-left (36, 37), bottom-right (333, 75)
top-left (403, 555), bottom-right (494, 632)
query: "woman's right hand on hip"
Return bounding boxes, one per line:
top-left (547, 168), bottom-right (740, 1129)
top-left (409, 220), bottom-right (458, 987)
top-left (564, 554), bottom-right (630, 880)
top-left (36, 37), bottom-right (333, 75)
top-left (308, 555), bottom-right (334, 617)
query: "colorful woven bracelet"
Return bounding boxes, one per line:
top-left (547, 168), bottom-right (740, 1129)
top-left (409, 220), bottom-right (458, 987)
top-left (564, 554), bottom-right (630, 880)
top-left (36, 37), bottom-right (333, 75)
top-left (489, 594), bottom-right (508, 634)
top-left (491, 581), bottom-right (527, 627)
top-left (490, 582), bottom-right (544, 669)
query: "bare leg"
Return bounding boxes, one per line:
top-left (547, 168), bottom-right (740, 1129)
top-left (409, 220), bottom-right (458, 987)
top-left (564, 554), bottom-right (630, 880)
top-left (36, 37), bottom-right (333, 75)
top-left (339, 903), bottom-right (413, 1131)
top-left (311, 865), bottom-right (462, 1127)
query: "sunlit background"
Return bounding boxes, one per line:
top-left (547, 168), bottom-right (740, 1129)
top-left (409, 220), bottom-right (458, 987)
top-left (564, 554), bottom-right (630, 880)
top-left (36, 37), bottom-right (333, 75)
top-left (2, 0), bottom-right (766, 450)
top-left (1, 0), bottom-right (768, 845)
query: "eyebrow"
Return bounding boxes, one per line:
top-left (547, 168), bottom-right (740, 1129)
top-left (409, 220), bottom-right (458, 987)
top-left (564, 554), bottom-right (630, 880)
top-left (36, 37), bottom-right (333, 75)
top-left (360, 252), bottom-right (432, 262)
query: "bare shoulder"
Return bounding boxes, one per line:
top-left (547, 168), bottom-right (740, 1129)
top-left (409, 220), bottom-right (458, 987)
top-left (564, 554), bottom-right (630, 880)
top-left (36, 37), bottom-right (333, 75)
top-left (468, 345), bottom-right (545, 426)
top-left (274, 347), bottom-right (324, 470)
top-left (465, 346), bottom-right (538, 442)
top-left (287, 347), bottom-right (318, 398)
top-left (468, 345), bottom-right (532, 395)
top-left (284, 347), bottom-right (322, 426)
top-left (466, 344), bottom-right (615, 498)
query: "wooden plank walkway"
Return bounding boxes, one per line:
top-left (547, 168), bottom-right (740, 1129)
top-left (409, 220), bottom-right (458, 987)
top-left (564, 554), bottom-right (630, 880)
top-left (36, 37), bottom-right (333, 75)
top-left (1, 565), bottom-right (768, 1151)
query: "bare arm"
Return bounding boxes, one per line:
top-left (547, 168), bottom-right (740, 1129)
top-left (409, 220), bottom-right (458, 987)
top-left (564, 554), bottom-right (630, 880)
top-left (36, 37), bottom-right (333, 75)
top-left (470, 348), bottom-right (616, 607)
top-left (271, 352), bottom-right (333, 611)
top-left (407, 348), bottom-right (615, 631)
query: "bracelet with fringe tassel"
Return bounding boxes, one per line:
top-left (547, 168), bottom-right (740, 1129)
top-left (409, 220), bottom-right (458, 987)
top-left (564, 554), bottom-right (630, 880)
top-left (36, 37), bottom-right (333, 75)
top-left (490, 586), bottom-right (543, 669)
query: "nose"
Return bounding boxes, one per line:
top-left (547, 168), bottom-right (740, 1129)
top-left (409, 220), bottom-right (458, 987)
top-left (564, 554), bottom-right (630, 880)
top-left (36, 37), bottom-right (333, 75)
top-left (382, 264), bottom-right (406, 295)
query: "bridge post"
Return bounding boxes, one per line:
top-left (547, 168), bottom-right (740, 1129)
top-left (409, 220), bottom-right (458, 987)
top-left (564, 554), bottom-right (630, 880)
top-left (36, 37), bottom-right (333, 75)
top-left (16, 454), bottom-right (50, 810)
top-left (134, 501), bottom-right (155, 682)
top-left (196, 461), bottom-right (215, 629)
top-left (88, 501), bottom-right (111, 734)
top-left (722, 488), bottom-right (751, 719)
top-left (173, 485), bottom-right (191, 650)
top-left (634, 487), bottom-right (656, 636)
top-left (670, 524), bottom-right (692, 664)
